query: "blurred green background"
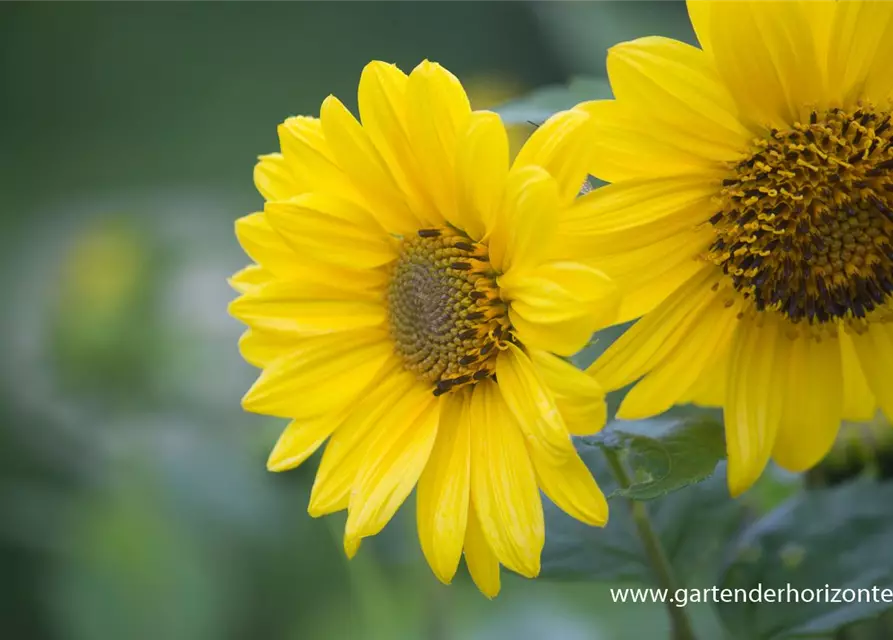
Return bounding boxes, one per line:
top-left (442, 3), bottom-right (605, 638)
top-left (0, 3), bottom-right (698, 639)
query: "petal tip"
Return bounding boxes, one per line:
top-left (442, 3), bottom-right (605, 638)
top-left (320, 94), bottom-right (345, 117)
top-left (521, 559), bottom-right (542, 580)
top-left (344, 534), bottom-right (361, 559)
top-left (306, 494), bottom-right (326, 518)
top-left (615, 401), bottom-right (652, 422)
top-left (726, 469), bottom-right (757, 498)
top-left (265, 459), bottom-right (290, 473)
top-left (430, 564), bottom-right (456, 586)
top-left (363, 59), bottom-right (392, 73)
top-left (266, 445), bottom-right (299, 473)
top-left (479, 586), bottom-right (500, 600)
top-left (240, 380), bottom-right (271, 415)
top-left (412, 59), bottom-right (435, 75)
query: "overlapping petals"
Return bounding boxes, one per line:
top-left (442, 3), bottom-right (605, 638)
top-left (584, 0), bottom-right (892, 498)
top-left (230, 59), bottom-right (615, 597)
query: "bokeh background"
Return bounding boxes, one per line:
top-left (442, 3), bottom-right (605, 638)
top-left (0, 3), bottom-right (705, 639)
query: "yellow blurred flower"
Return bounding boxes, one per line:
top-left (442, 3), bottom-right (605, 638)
top-left (62, 219), bottom-right (146, 314)
top-left (229, 60), bottom-right (618, 597)
top-left (569, 1), bottom-right (893, 496)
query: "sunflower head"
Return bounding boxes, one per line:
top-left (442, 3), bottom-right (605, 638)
top-left (573, 0), bottom-right (893, 497)
top-left (229, 60), bottom-right (618, 597)
top-left (387, 227), bottom-right (511, 393)
top-left (707, 105), bottom-right (893, 326)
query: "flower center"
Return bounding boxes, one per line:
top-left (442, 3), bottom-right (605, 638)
top-left (387, 228), bottom-right (512, 395)
top-left (707, 106), bottom-right (893, 324)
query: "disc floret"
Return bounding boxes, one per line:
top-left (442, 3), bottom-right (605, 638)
top-left (387, 228), bottom-right (512, 395)
top-left (707, 106), bottom-right (893, 324)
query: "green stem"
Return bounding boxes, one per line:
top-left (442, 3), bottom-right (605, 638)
top-left (603, 447), bottom-right (698, 640)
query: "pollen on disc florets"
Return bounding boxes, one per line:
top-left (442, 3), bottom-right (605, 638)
top-left (387, 228), bottom-right (513, 395)
top-left (706, 105), bottom-right (893, 325)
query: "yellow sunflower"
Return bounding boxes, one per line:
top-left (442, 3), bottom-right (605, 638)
top-left (569, 0), bottom-right (893, 496)
top-left (229, 60), bottom-right (618, 597)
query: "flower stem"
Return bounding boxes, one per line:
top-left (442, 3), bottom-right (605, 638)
top-left (603, 447), bottom-right (698, 640)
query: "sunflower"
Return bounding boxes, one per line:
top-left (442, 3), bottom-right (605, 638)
top-left (229, 60), bottom-right (617, 597)
top-left (569, 0), bottom-right (893, 496)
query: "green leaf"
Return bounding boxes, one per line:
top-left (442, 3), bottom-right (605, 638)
top-left (717, 479), bottom-right (893, 640)
top-left (541, 437), bottom-right (746, 587)
top-left (495, 77), bottom-right (612, 125)
top-left (593, 416), bottom-right (727, 501)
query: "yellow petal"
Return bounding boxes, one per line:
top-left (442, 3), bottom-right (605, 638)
top-left (454, 111), bottom-right (508, 240)
top-left (757, 2), bottom-right (829, 113)
top-left (508, 313), bottom-right (599, 362)
top-left (772, 334), bottom-right (843, 473)
top-left (489, 165), bottom-right (559, 274)
top-left (254, 153), bottom-right (300, 201)
top-left (228, 264), bottom-right (273, 295)
top-left (512, 108), bottom-right (593, 205)
top-left (679, 347), bottom-right (729, 408)
top-left (849, 322), bottom-right (893, 423)
top-left (809, 1), bottom-right (838, 70)
top-left (839, 330), bottom-right (876, 422)
top-left (828, 0), bottom-right (893, 106)
top-left (618, 289), bottom-right (742, 419)
top-left (235, 210), bottom-right (390, 286)
top-left (344, 390), bottom-right (439, 546)
top-left (588, 226), bottom-right (714, 324)
top-left (469, 380), bottom-right (544, 578)
top-left (500, 262), bottom-right (618, 356)
top-left (679, 348), bottom-right (734, 408)
top-left (234, 212), bottom-right (300, 278)
top-left (417, 390), bottom-right (471, 584)
top-left (529, 441), bottom-right (607, 527)
top-left (308, 364), bottom-right (419, 516)
top-left (577, 100), bottom-right (732, 184)
top-left (238, 328), bottom-right (307, 369)
top-left (688, 0), bottom-right (836, 72)
top-left (607, 36), bottom-right (752, 157)
top-left (320, 95), bottom-right (425, 234)
top-left (864, 16), bottom-right (893, 104)
top-left (706, 1), bottom-right (823, 128)
top-left (264, 195), bottom-right (396, 269)
top-left (229, 281), bottom-right (386, 335)
top-left (229, 266), bottom-right (386, 335)
top-left (405, 60), bottom-right (471, 224)
top-left (343, 535), bottom-right (361, 560)
top-left (463, 502), bottom-right (501, 599)
top-left (556, 174), bottom-right (717, 257)
top-left (267, 413), bottom-right (345, 472)
top-left (500, 262), bottom-right (617, 324)
top-left (357, 61), bottom-right (434, 223)
top-left (241, 330), bottom-right (392, 419)
top-left (590, 266), bottom-right (719, 391)
top-left (277, 116), bottom-right (358, 199)
top-left (616, 258), bottom-right (710, 326)
top-left (725, 315), bottom-right (786, 497)
top-left (527, 348), bottom-right (607, 437)
top-left (494, 343), bottom-right (575, 464)
top-left (686, 0), bottom-right (712, 55)
top-left (589, 225), bottom-right (713, 284)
